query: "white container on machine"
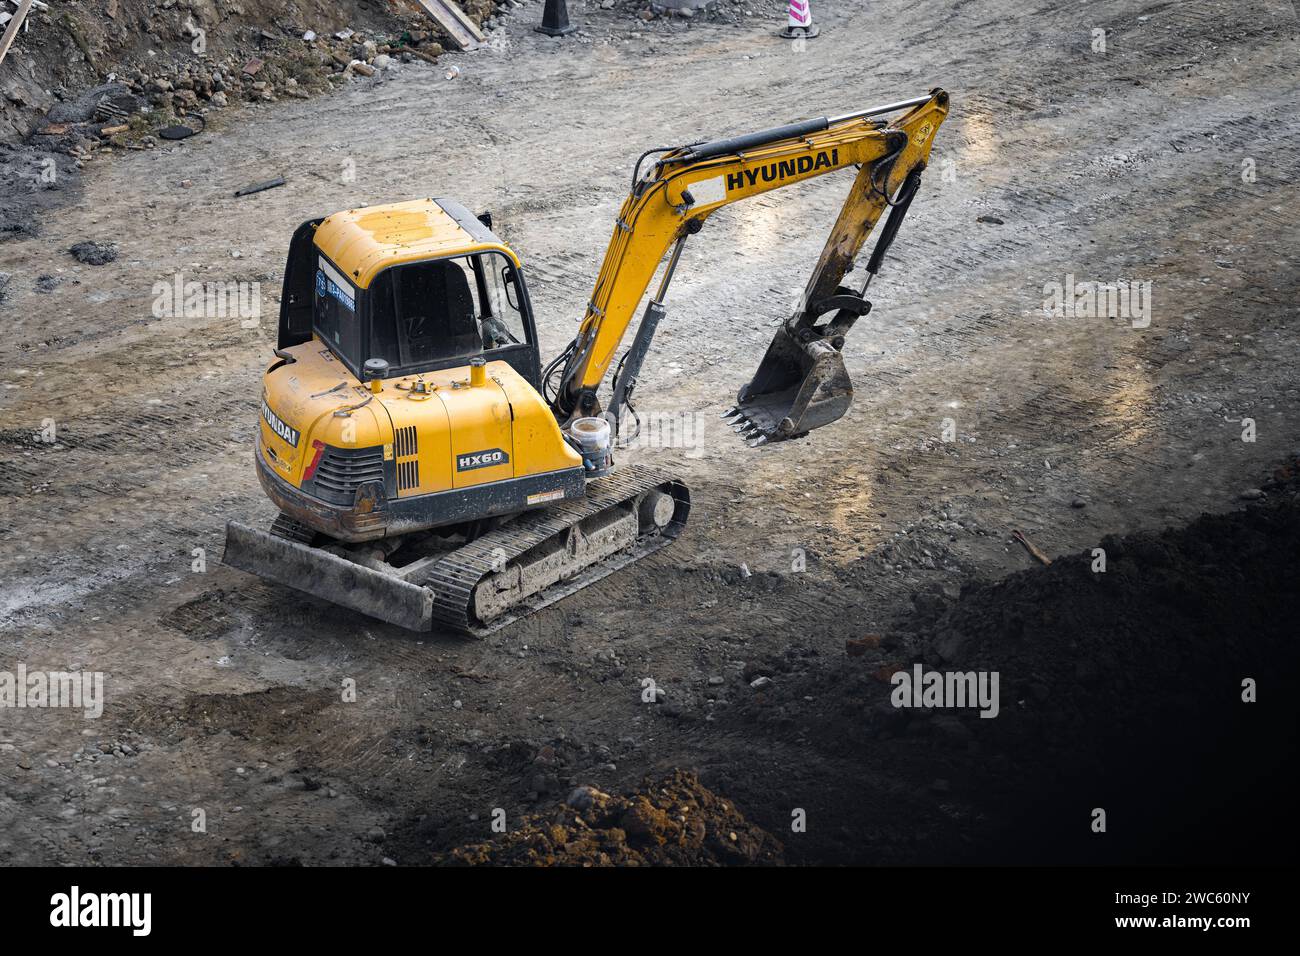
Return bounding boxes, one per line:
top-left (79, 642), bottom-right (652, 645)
top-left (569, 416), bottom-right (613, 476)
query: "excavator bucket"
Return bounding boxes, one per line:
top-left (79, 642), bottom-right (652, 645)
top-left (722, 328), bottom-right (853, 446)
top-left (720, 148), bottom-right (929, 447)
top-left (714, 104), bottom-right (936, 448)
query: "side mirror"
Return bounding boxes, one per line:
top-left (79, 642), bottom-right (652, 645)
top-left (502, 266), bottom-right (520, 311)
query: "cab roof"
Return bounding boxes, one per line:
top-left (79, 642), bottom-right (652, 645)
top-left (312, 197), bottom-right (518, 290)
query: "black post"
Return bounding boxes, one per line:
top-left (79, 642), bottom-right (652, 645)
top-left (536, 0), bottom-right (577, 36)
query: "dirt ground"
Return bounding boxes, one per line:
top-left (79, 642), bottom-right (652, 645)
top-left (0, 0), bottom-right (505, 140)
top-left (1, 0), bottom-right (1297, 865)
top-left (0, 0), bottom-right (508, 240)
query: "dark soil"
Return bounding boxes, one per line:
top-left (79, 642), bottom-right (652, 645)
top-left (426, 458), bottom-right (1299, 865)
top-left (704, 458), bottom-right (1300, 865)
top-left (68, 239), bottom-right (118, 265)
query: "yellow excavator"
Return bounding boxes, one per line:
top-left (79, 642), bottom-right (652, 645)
top-left (223, 90), bottom-right (949, 634)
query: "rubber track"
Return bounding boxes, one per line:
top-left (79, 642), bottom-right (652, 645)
top-left (420, 465), bottom-right (689, 635)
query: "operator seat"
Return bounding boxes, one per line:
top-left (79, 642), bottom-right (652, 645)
top-left (400, 260), bottom-right (482, 361)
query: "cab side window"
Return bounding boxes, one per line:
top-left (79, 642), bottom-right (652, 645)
top-left (313, 258), bottom-right (361, 371)
top-left (474, 257), bottom-right (527, 351)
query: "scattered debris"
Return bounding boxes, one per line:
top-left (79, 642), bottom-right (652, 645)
top-left (437, 770), bottom-right (784, 866)
top-left (413, 0), bottom-right (486, 52)
top-left (157, 123), bottom-right (197, 141)
top-left (2, 1), bottom-right (493, 150)
top-left (845, 634), bottom-right (881, 657)
top-left (0, 0), bottom-right (36, 71)
top-left (1010, 528), bottom-right (1052, 566)
top-left (234, 177), bottom-right (285, 198)
top-left (68, 240), bottom-right (118, 265)
top-left (976, 214), bottom-right (1005, 225)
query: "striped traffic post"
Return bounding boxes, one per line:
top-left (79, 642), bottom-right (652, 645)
top-left (779, 0), bottom-right (820, 39)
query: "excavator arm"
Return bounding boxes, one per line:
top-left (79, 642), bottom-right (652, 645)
top-left (549, 88), bottom-right (949, 445)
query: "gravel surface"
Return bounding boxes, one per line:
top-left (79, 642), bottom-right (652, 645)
top-left (0, 0), bottom-right (1296, 865)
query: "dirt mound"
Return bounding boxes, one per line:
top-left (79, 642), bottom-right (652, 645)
top-left (912, 455), bottom-right (1300, 725)
top-left (437, 770), bottom-right (784, 866)
top-left (0, 1), bottom-right (502, 239)
top-left (715, 457), bottom-right (1300, 864)
top-left (923, 479), bottom-right (1298, 859)
top-left (2, 2), bottom-right (472, 139)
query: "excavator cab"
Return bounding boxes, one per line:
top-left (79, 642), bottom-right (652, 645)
top-left (231, 197), bottom-right (591, 551)
top-left (277, 200), bottom-right (542, 389)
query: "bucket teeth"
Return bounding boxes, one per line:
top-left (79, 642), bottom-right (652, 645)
top-left (730, 324), bottom-right (855, 445)
top-left (720, 406), bottom-right (739, 420)
top-left (723, 406), bottom-right (777, 446)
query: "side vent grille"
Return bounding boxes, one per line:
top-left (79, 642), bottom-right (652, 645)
top-left (395, 426), bottom-right (418, 459)
top-left (394, 426), bottom-right (419, 492)
top-left (310, 447), bottom-right (385, 505)
top-left (397, 459), bottom-right (420, 491)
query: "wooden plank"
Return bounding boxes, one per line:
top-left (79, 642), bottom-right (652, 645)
top-left (412, 0), bottom-right (485, 51)
top-left (440, 0), bottom-right (487, 41)
top-left (0, 0), bottom-right (35, 69)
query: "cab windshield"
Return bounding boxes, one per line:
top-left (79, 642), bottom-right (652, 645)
top-left (311, 251), bottom-right (527, 377)
top-left (368, 252), bottom-right (526, 373)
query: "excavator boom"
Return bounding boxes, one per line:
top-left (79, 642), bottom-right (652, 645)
top-left (551, 89), bottom-right (949, 444)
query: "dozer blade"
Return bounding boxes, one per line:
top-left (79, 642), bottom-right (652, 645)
top-left (723, 327), bottom-right (853, 444)
top-left (223, 521), bottom-right (436, 631)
